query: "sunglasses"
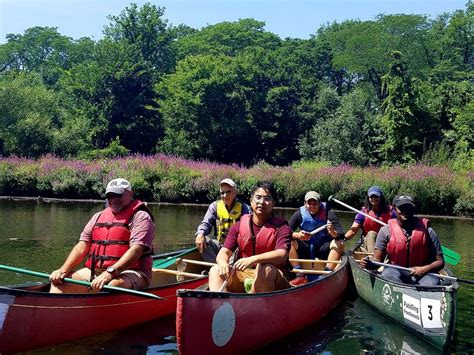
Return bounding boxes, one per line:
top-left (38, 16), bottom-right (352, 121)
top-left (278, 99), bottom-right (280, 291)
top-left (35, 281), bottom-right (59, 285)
top-left (105, 193), bottom-right (123, 199)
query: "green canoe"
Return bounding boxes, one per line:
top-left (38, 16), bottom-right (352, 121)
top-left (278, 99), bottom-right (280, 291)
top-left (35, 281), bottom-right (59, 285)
top-left (348, 248), bottom-right (458, 350)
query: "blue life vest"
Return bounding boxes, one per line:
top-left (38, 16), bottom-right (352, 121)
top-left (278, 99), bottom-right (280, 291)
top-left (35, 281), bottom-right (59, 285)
top-left (299, 203), bottom-right (331, 258)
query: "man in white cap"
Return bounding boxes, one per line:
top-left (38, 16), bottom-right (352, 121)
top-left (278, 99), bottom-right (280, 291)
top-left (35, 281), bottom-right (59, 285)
top-left (195, 178), bottom-right (250, 262)
top-left (288, 191), bottom-right (344, 286)
top-left (49, 178), bottom-right (155, 293)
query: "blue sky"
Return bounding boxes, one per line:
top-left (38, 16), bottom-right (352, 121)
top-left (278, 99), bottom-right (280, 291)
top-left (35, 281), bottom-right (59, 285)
top-left (0, 0), bottom-right (468, 43)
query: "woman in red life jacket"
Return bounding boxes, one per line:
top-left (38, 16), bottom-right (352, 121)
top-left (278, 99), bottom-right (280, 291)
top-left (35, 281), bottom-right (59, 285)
top-left (208, 181), bottom-right (292, 293)
top-left (344, 186), bottom-right (396, 253)
top-left (49, 178), bottom-right (155, 293)
top-left (360, 195), bottom-right (445, 286)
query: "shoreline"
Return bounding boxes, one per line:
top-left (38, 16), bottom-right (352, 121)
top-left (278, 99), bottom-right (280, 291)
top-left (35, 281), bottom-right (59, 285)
top-left (1, 195), bottom-right (472, 221)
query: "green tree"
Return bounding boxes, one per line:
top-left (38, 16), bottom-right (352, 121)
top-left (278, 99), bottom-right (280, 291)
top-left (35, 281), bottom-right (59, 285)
top-left (157, 54), bottom-right (255, 164)
top-left (0, 72), bottom-right (58, 157)
top-left (379, 51), bottom-right (425, 163)
top-left (104, 2), bottom-right (176, 74)
top-left (299, 88), bottom-right (379, 165)
top-left (0, 27), bottom-right (94, 86)
top-left (175, 18), bottom-right (281, 59)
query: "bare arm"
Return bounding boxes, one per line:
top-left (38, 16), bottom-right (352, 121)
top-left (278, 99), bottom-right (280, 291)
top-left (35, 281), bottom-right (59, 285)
top-left (50, 241), bottom-right (90, 284)
top-left (215, 247), bottom-right (233, 279)
top-left (90, 244), bottom-right (147, 291)
top-left (411, 254), bottom-right (445, 276)
top-left (345, 222), bottom-right (361, 240)
top-left (234, 249), bottom-right (288, 271)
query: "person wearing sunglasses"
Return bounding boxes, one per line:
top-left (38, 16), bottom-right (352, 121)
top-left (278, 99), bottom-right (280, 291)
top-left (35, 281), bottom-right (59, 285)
top-left (195, 178), bottom-right (250, 262)
top-left (209, 181), bottom-right (292, 293)
top-left (344, 186), bottom-right (397, 253)
top-left (49, 178), bottom-right (155, 293)
top-left (361, 195), bottom-right (445, 285)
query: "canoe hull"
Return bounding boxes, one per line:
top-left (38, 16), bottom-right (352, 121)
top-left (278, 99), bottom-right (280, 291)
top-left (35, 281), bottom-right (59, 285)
top-left (0, 248), bottom-right (208, 353)
top-left (176, 256), bottom-right (349, 354)
top-left (348, 252), bottom-right (458, 349)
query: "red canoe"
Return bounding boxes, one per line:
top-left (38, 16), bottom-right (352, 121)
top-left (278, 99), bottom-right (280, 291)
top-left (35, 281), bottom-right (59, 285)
top-left (0, 248), bottom-right (208, 353)
top-left (176, 256), bottom-right (349, 354)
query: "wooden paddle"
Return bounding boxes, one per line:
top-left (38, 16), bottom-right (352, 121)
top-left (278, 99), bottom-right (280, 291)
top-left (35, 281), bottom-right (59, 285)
top-left (328, 196), bottom-right (461, 265)
top-left (365, 260), bottom-right (474, 285)
top-left (0, 264), bottom-right (163, 299)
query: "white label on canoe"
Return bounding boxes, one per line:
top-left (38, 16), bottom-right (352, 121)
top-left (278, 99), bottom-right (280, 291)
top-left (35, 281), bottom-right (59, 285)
top-left (0, 295), bottom-right (15, 331)
top-left (402, 294), bottom-right (421, 326)
top-left (212, 302), bottom-right (236, 347)
top-left (420, 298), bottom-right (442, 329)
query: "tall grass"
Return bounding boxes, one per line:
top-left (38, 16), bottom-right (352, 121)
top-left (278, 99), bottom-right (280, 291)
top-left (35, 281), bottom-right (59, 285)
top-left (0, 155), bottom-right (471, 217)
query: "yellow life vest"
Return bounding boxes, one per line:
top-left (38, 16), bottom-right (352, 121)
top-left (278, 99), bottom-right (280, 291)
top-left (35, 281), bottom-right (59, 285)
top-left (216, 200), bottom-right (243, 243)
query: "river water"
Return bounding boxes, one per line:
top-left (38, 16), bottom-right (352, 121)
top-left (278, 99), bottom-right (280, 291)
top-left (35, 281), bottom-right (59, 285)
top-left (0, 199), bottom-right (472, 354)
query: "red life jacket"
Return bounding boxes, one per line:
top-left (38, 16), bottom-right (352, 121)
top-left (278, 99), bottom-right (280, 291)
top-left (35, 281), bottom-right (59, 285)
top-left (386, 218), bottom-right (430, 267)
top-left (362, 206), bottom-right (393, 235)
top-left (85, 200), bottom-right (153, 270)
top-left (237, 214), bottom-right (287, 259)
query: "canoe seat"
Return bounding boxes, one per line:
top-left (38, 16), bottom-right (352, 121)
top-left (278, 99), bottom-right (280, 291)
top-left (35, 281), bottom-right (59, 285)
top-left (152, 268), bottom-right (207, 282)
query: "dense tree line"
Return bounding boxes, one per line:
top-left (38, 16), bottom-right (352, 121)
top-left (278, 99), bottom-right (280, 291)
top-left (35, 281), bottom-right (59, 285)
top-left (0, 2), bottom-right (472, 168)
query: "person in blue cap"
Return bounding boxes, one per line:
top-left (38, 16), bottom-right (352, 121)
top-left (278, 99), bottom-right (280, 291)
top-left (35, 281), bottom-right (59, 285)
top-left (344, 186), bottom-right (396, 253)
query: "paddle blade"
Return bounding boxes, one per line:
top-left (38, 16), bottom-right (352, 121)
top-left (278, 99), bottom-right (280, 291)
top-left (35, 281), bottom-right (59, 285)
top-left (442, 246), bottom-right (460, 266)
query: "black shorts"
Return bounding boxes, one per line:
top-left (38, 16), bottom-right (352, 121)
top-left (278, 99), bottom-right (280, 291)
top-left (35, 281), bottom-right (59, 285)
top-left (296, 239), bottom-right (331, 260)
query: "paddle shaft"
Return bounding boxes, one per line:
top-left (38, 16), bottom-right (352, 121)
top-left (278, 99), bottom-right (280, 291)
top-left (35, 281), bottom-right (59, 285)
top-left (308, 224), bottom-right (328, 236)
top-left (0, 265), bottom-right (162, 299)
top-left (329, 196), bottom-right (460, 265)
top-left (217, 249), bottom-right (239, 292)
top-left (368, 260), bottom-right (474, 284)
top-left (152, 247), bottom-right (196, 260)
top-left (330, 196), bottom-right (386, 227)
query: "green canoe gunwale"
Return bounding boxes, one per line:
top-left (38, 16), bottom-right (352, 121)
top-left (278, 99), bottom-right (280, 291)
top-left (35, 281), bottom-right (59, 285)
top-left (348, 249), bottom-right (458, 350)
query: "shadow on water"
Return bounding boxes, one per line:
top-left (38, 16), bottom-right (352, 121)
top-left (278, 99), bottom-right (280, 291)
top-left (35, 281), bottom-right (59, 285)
top-left (27, 315), bottom-right (179, 354)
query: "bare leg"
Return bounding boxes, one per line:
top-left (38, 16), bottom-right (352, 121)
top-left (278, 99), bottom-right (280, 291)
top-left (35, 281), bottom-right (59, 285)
top-left (252, 263), bottom-right (277, 293)
top-left (208, 265), bottom-right (225, 291)
top-left (363, 231), bottom-right (377, 254)
top-left (326, 239), bottom-right (344, 270)
top-left (289, 240), bottom-right (300, 269)
top-left (49, 268), bottom-right (91, 294)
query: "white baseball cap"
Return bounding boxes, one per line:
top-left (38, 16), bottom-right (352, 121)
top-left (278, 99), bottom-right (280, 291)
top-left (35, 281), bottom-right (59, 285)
top-left (105, 178), bottom-right (132, 195)
top-left (219, 178), bottom-right (236, 188)
top-left (304, 191), bottom-right (321, 202)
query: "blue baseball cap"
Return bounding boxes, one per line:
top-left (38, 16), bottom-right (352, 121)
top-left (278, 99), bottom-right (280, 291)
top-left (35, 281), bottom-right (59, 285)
top-left (367, 186), bottom-right (383, 197)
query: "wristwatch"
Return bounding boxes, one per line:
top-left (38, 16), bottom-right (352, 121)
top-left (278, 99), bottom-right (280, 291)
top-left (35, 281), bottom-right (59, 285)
top-left (106, 266), bottom-right (116, 276)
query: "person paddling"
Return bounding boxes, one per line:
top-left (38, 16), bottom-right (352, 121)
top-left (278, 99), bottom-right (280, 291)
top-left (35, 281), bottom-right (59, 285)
top-left (360, 195), bottom-right (445, 285)
top-left (49, 178), bottom-right (155, 293)
top-left (288, 191), bottom-right (344, 286)
top-left (344, 186), bottom-right (396, 253)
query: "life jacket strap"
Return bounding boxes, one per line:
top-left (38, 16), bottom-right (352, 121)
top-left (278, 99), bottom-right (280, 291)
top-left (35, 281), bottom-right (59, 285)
top-left (95, 222), bottom-right (129, 229)
top-left (91, 240), bottom-right (129, 245)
